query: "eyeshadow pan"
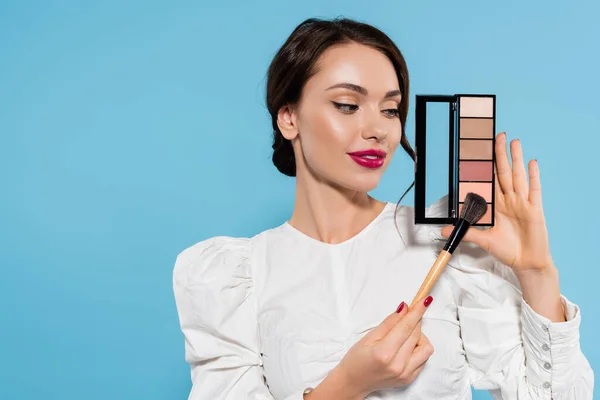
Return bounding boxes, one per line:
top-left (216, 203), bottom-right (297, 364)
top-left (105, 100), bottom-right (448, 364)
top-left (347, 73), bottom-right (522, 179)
top-left (459, 97), bottom-right (494, 118)
top-left (460, 118), bottom-right (494, 138)
top-left (459, 161), bottom-right (493, 181)
top-left (460, 140), bottom-right (493, 159)
top-left (459, 182), bottom-right (493, 202)
top-left (459, 202), bottom-right (492, 224)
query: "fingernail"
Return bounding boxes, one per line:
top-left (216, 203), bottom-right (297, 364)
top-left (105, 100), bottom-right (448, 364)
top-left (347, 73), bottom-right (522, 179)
top-left (423, 296), bottom-right (433, 307)
top-left (396, 301), bottom-right (406, 313)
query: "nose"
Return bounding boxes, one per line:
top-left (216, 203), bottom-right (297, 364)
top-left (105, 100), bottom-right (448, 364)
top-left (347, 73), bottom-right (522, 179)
top-left (361, 107), bottom-right (388, 142)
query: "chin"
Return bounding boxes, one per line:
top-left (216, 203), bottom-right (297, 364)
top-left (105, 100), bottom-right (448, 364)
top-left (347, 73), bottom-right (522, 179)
top-left (341, 174), bottom-right (382, 193)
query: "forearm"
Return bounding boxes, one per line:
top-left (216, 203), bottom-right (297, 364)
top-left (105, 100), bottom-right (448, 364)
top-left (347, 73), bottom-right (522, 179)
top-left (305, 366), bottom-right (366, 400)
top-left (515, 264), bottom-right (565, 322)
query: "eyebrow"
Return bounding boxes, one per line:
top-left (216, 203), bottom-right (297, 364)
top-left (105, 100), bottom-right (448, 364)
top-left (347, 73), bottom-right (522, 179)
top-left (325, 82), bottom-right (402, 99)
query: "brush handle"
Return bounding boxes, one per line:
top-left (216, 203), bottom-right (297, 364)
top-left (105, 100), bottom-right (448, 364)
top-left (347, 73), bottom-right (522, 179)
top-left (409, 250), bottom-right (452, 309)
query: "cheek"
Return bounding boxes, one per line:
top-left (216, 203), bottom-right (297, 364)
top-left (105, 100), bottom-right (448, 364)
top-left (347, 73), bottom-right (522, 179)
top-left (302, 109), bottom-right (356, 157)
top-left (390, 124), bottom-right (403, 150)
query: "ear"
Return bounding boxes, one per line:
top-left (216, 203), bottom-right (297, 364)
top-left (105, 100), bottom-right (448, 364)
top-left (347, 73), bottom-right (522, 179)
top-left (277, 104), bottom-right (299, 141)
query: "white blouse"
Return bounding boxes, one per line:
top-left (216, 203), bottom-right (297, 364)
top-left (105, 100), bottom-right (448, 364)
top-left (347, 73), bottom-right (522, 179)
top-left (172, 198), bottom-right (594, 399)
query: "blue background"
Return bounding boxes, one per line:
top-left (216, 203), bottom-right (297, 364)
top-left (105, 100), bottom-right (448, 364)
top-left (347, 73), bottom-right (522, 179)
top-left (1, 1), bottom-right (597, 399)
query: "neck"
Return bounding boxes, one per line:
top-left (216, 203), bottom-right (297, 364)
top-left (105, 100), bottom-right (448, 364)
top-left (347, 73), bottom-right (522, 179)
top-left (287, 167), bottom-right (387, 245)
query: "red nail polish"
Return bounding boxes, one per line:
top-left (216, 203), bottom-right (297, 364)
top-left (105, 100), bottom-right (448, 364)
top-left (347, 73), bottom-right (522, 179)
top-left (424, 296), bottom-right (433, 307)
top-left (396, 302), bottom-right (406, 313)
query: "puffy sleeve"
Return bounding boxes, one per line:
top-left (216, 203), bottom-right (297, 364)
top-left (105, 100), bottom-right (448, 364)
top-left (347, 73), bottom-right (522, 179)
top-left (172, 236), bottom-right (307, 400)
top-left (443, 238), bottom-right (595, 399)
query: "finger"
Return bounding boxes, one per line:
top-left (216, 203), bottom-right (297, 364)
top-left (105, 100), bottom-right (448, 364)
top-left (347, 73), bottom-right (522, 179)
top-left (404, 335), bottom-right (433, 378)
top-left (464, 228), bottom-right (491, 252)
top-left (440, 225), bottom-right (453, 238)
top-left (510, 138), bottom-right (528, 196)
top-left (528, 159), bottom-right (542, 206)
top-left (379, 296), bottom-right (431, 353)
top-left (415, 331), bottom-right (430, 349)
top-left (371, 301), bottom-right (409, 338)
top-left (391, 321), bottom-right (422, 362)
top-left (410, 361), bottom-right (427, 382)
top-left (396, 321), bottom-right (423, 359)
top-left (493, 162), bottom-right (505, 208)
top-left (494, 132), bottom-right (513, 194)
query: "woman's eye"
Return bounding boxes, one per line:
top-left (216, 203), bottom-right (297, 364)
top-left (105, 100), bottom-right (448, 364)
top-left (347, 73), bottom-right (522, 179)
top-left (383, 108), bottom-right (400, 118)
top-left (331, 101), bottom-right (358, 113)
top-left (331, 101), bottom-right (398, 118)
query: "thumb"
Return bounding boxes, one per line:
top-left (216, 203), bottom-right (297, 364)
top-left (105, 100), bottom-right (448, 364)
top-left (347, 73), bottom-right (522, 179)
top-left (440, 225), bottom-right (490, 250)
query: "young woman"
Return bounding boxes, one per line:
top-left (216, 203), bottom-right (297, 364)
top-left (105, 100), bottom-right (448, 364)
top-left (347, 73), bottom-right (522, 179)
top-left (172, 17), bottom-right (594, 399)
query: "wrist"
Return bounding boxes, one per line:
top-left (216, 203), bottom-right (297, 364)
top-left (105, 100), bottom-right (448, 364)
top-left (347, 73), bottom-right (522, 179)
top-left (305, 365), bottom-right (366, 400)
top-left (515, 264), bottom-right (565, 322)
top-left (514, 262), bottom-right (557, 281)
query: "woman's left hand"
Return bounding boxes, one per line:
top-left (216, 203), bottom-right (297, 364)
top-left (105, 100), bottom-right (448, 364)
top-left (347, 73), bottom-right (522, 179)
top-left (441, 132), bottom-right (555, 275)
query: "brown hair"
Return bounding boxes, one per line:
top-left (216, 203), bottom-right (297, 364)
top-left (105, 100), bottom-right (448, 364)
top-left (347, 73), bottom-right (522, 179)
top-left (266, 17), bottom-right (416, 182)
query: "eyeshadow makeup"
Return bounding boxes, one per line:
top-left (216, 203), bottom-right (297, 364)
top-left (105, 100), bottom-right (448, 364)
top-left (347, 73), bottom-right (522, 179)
top-left (414, 94), bottom-right (496, 226)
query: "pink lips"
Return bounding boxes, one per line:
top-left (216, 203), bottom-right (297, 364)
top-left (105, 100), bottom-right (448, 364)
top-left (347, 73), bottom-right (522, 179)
top-left (347, 149), bottom-right (387, 169)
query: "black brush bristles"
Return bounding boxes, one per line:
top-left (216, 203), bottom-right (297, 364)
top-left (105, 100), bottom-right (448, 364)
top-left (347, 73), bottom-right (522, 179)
top-left (442, 192), bottom-right (489, 254)
top-left (460, 192), bottom-right (488, 225)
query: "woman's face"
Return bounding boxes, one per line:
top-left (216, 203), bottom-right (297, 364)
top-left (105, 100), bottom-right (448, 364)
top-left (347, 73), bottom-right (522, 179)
top-left (279, 42), bottom-right (403, 193)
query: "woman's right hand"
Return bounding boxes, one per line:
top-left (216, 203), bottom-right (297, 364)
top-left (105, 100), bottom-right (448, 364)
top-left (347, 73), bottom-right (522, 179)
top-left (307, 296), bottom-right (435, 399)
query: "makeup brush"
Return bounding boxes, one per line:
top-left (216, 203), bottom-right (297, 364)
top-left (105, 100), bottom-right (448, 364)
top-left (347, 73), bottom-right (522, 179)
top-left (409, 192), bottom-right (488, 309)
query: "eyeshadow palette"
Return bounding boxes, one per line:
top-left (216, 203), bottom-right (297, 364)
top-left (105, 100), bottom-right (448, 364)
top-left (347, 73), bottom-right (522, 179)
top-left (414, 94), bottom-right (496, 226)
